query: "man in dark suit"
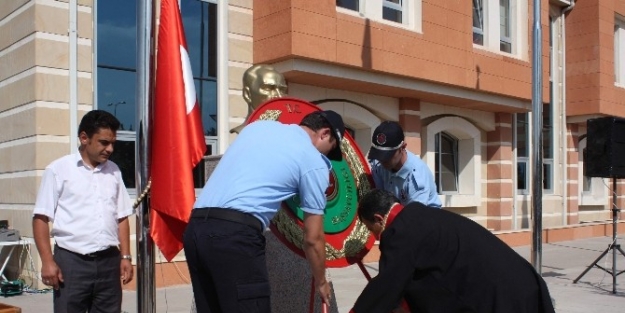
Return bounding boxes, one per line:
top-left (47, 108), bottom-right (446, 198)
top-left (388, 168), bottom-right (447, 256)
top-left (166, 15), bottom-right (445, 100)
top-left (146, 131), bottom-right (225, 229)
top-left (350, 189), bottom-right (555, 313)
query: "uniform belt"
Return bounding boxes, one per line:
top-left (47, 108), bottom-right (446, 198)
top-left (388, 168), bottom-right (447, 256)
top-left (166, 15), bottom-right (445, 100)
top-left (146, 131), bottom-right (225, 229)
top-left (56, 245), bottom-right (119, 258)
top-left (191, 207), bottom-right (263, 232)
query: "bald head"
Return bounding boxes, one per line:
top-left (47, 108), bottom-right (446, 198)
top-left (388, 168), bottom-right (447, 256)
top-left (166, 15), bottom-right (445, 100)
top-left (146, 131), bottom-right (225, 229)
top-left (242, 64), bottom-right (288, 110)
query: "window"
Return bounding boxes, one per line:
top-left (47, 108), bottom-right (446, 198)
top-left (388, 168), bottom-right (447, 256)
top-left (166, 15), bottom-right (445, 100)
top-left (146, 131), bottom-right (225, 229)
top-left (435, 132), bottom-right (459, 193)
top-left (544, 17), bottom-right (555, 193)
top-left (108, 136), bottom-right (217, 189)
top-left (97, 0), bottom-right (219, 188)
top-left (337, 0), bottom-right (359, 11)
top-left (473, 0), bottom-right (484, 45)
top-left (336, 0), bottom-right (421, 31)
top-left (383, 0), bottom-right (403, 23)
top-left (543, 102), bottom-right (553, 192)
top-left (515, 113), bottom-right (529, 194)
top-left (616, 16), bottom-right (625, 86)
top-left (425, 117), bottom-right (481, 207)
top-left (472, 0), bottom-right (526, 56)
top-left (499, 0), bottom-right (511, 52)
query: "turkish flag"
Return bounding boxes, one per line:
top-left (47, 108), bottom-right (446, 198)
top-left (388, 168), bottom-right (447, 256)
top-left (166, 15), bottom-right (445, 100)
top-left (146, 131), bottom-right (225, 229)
top-left (150, 0), bottom-right (206, 261)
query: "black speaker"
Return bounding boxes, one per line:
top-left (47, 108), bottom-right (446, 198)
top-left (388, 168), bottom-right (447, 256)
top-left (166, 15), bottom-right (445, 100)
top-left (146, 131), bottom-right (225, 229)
top-left (584, 116), bottom-right (625, 178)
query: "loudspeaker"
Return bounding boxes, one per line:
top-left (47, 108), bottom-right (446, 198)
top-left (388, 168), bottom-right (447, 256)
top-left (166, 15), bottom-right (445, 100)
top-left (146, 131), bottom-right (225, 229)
top-left (584, 116), bottom-right (625, 178)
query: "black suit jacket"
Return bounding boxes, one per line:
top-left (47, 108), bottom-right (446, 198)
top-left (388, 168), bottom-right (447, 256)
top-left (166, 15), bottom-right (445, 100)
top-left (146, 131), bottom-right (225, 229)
top-left (352, 202), bottom-right (555, 313)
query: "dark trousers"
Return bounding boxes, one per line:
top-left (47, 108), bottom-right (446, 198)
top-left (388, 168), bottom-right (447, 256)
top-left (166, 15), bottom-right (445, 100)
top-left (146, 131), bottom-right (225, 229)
top-left (53, 245), bottom-right (122, 313)
top-left (183, 217), bottom-right (270, 313)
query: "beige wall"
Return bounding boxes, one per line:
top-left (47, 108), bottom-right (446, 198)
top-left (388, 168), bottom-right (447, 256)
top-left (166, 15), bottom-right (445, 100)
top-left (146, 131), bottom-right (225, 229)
top-left (0, 1), bottom-right (93, 237)
top-left (0, 0), bottom-right (254, 288)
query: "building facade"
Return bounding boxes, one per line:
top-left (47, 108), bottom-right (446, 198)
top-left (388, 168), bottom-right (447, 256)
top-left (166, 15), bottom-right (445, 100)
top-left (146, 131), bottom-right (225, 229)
top-left (1, 0), bottom-right (625, 287)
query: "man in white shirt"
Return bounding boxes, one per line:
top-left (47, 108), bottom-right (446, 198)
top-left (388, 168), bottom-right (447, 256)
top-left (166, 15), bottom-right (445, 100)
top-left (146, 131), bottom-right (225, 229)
top-left (33, 110), bottom-right (134, 313)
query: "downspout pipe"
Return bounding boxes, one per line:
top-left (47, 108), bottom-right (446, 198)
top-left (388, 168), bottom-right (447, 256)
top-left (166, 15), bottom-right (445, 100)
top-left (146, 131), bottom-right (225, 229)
top-left (562, 0), bottom-right (575, 14)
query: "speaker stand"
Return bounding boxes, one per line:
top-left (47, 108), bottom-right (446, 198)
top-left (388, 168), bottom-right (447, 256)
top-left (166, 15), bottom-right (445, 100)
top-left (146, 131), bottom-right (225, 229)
top-left (573, 178), bottom-right (625, 294)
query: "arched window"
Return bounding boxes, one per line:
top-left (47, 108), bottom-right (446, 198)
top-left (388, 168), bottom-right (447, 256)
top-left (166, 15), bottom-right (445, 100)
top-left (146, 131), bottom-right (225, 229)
top-left (435, 132), bottom-right (459, 193)
top-left (425, 116), bottom-right (481, 207)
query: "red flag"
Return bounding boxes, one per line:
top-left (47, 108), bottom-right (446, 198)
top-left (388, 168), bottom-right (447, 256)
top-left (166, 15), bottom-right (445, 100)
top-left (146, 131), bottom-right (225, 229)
top-left (150, 0), bottom-right (206, 261)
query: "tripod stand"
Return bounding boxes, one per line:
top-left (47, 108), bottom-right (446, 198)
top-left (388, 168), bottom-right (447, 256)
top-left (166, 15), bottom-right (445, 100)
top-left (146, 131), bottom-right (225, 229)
top-left (573, 178), bottom-right (625, 294)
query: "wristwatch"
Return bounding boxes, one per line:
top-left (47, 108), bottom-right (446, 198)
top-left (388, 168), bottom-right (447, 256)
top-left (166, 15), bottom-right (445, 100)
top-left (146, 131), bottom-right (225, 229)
top-left (121, 254), bottom-right (132, 261)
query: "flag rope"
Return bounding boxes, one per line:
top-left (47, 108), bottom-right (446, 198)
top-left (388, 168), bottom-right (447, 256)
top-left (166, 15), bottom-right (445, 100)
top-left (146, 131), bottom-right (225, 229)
top-left (133, 179), bottom-right (152, 210)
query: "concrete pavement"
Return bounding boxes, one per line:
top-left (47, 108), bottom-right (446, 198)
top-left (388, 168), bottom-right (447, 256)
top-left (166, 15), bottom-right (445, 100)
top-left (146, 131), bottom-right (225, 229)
top-left (1, 236), bottom-right (623, 312)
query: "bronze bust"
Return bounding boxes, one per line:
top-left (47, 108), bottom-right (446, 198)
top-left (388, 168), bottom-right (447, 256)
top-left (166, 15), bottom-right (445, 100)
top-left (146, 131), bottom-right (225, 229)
top-left (230, 64), bottom-right (288, 134)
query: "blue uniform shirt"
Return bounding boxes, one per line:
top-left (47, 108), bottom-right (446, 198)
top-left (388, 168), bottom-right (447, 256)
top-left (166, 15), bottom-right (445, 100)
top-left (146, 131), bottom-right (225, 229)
top-left (194, 121), bottom-right (332, 228)
top-left (370, 152), bottom-right (442, 208)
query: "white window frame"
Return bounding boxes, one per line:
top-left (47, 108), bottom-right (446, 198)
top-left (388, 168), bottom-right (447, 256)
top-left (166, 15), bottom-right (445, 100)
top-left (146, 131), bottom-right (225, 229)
top-left (615, 16), bottom-right (625, 87)
top-left (336, 0), bottom-right (422, 33)
top-left (473, 0), bottom-right (528, 59)
top-left (578, 137), bottom-right (609, 206)
top-left (424, 117), bottom-right (482, 207)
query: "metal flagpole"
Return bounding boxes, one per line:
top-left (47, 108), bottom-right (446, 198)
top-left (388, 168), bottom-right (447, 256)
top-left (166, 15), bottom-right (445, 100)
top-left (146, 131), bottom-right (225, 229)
top-left (531, 0), bottom-right (544, 274)
top-left (136, 0), bottom-right (156, 312)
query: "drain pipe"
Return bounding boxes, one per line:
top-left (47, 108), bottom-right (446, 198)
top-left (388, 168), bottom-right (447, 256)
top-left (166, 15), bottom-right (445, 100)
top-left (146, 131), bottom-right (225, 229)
top-left (560, 0), bottom-right (575, 226)
top-left (562, 0), bottom-right (575, 15)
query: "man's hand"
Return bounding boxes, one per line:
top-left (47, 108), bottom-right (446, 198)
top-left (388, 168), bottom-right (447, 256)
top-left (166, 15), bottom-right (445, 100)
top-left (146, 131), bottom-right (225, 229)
top-left (41, 260), bottom-right (63, 290)
top-left (302, 213), bottom-right (329, 304)
top-left (33, 215), bottom-right (62, 290)
top-left (120, 259), bottom-right (133, 284)
top-left (316, 278), bottom-right (331, 305)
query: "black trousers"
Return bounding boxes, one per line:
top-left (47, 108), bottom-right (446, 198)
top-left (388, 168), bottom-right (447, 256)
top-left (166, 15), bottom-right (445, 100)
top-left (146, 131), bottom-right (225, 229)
top-left (53, 245), bottom-right (121, 313)
top-left (183, 216), bottom-right (270, 313)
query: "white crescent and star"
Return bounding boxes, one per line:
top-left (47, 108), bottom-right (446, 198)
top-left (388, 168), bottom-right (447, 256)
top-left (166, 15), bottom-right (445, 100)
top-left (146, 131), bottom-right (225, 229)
top-left (179, 45), bottom-right (196, 114)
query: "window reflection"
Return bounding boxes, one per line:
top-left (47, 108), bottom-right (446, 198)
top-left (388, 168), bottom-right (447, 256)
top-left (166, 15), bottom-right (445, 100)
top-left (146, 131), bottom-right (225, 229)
top-left (473, 0), bottom-right (484, 45)
top-left (109, 140), bottom-right (136, 187)
top-left (98, 68), bottom-right (136, 130)
top-left (97, 0), bottom-right (219, 188)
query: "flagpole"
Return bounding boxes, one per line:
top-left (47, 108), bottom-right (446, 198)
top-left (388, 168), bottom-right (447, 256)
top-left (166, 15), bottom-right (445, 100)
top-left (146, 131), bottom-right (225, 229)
top-left (530, 0), bottom-right (544, 274)
top-left (136, 0), bottom-right (156, 312)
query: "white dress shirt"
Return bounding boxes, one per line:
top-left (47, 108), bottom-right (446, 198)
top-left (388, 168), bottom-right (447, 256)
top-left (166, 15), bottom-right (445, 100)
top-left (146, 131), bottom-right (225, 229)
top-left (33, 153), bottom-right (133, 255)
